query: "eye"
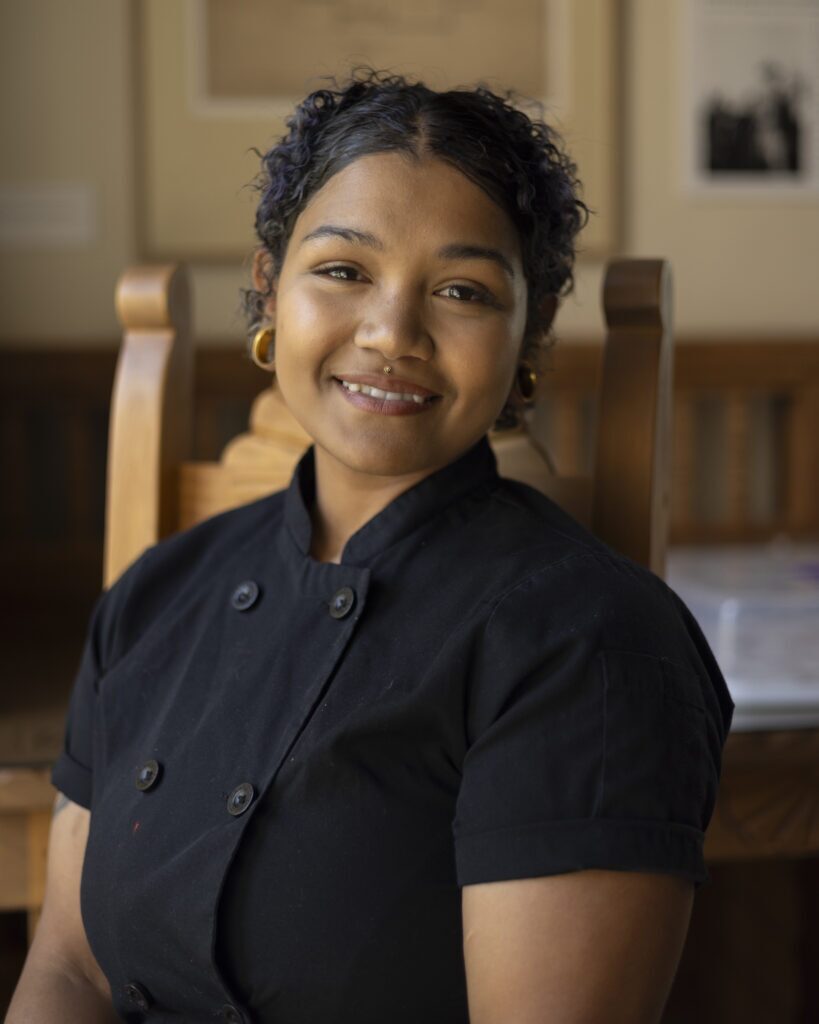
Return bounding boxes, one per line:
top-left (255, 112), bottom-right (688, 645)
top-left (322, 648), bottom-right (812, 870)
top-left (314, 263), bottom-right (364, 282)
top-left (437, 282), bottom-right (495, 305)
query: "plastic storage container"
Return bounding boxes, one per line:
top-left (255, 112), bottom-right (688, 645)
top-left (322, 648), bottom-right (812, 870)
top-left (667, 542), bottom-right (819, 731)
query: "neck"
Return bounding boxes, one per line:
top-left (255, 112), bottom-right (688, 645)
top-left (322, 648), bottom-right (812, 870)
top-left (308, 446), bottom-right (434, 563)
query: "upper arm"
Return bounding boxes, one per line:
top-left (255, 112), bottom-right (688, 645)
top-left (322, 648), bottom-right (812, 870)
top-left (462, 869), bottom-right (693, 1024)
top-left (27, 794), bottom-right (111, 1001)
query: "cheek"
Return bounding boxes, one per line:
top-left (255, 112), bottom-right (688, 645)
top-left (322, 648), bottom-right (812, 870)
top-left (276, 292), bottom-right (352, 365)
top-left (446, 328), bottom-right (521, 392)
top-left (281, 287), bottom-right (338, 336)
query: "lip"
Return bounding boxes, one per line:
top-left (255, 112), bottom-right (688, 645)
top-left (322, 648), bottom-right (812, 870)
top-left (332, 377), bottom-right (441, 416)
top-left (332, 373), bottom-right (441, 398)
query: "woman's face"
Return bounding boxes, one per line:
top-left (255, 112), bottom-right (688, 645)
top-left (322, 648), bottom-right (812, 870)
top-left (256, 151), bottom-right (530, 481)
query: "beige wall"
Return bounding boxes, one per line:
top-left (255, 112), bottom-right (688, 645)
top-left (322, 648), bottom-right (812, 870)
top-left (1, 0), bottom-right (817, 347)
top-left (0, 0), bottom-right (135, 344)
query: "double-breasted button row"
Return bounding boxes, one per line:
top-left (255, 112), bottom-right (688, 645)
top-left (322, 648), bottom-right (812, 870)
top-left (234, 580), bottom-right (357, 617)
top-left (135, 764), bottom-right (256, 819)
top-left (124, 980), bottom-right (152, 1011)
top-left (231, 580), bottom-right (260, 611)
top-left (135, 759), bottom-right (161, 791)
top-left (329, 586), bottom-right (356, 619)
top-left (227, 782), bottom-right (255, 816)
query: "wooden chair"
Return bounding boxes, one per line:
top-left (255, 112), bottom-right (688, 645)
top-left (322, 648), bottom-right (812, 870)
top-left (4, 257), bottom-right (675, 942)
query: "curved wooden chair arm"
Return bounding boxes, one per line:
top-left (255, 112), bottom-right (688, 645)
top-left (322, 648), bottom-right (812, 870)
top-left (105, 265), bottom-right (193, 586)
top-left (593, 259), bottom-right (673, 576)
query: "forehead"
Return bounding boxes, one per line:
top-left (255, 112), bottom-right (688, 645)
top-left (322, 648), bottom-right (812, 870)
top-left (293, 152), bottom-right (522, 256)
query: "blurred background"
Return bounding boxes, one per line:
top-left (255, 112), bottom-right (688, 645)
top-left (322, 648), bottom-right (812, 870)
top-left (1, 0), bottom-right (818, 1019)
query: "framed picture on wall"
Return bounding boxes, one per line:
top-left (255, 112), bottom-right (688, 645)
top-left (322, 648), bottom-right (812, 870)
top-left (134, 0), bottom-right (620, 261)
top-left (680, 0), bottom-right (819, 194)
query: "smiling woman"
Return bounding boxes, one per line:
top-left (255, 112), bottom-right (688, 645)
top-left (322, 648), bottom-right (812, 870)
top-left (9, 68), bottom-right (734, 1024)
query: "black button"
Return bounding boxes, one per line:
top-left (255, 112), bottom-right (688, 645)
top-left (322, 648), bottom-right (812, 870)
top-left (227, 782), bottom-right (255, 816)
top-left (231, 580), bottom-right (260, 611)
top-left (221, 1004), bottom-right (244, 1024)
top-left (135, 759), bottom-right (160, 791)
top-left (124, 980), bottom-right (152, 1011)
top-left (329, 586), bottom-right (356, 619)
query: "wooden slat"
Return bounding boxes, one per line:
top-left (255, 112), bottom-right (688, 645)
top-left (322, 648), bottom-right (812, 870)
top-left (672, 396), bottom-right (695, 534)
top-left (724, 392), bottom-right (751, 531)
top-left (674, 338), bottom-right (819, 387)
top-left (786, 385), bottom-right (819, 534)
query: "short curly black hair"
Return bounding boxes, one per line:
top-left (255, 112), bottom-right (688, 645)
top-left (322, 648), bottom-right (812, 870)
top-left (242, 66), bottom-right (589, 427)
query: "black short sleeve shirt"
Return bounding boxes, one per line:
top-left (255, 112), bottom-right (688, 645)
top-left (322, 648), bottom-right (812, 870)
top-left (52, 435), bottom-right (734, 1024)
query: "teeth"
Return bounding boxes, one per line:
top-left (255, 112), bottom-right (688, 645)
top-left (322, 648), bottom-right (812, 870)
top-left (340, 380), bottom-right (431, 403)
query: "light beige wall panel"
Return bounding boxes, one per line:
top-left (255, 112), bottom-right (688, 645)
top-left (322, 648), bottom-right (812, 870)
top-left (0, 0), bottom-right (135, 344)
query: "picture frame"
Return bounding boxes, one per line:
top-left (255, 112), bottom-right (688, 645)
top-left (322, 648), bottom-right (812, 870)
top-left (679, 0), bottom-right (819, 196)
top-left (135, 0), bottom-right (620, 261)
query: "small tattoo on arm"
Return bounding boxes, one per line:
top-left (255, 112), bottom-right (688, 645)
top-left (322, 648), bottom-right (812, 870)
top-left (53, 792), bottom-right (70, 818)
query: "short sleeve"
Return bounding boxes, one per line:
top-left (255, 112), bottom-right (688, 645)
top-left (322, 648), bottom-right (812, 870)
top-left (453, 556), bottom-right (727, 890)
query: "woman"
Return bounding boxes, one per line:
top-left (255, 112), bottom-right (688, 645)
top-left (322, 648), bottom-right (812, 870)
top-left (9, 69), bottom-right (734, 1023)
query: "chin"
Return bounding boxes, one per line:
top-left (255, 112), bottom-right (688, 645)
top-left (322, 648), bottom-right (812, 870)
top-left (323, 434), bottom-right (449, 479)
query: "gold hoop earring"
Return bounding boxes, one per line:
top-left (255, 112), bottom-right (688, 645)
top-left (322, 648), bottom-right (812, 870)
top-left (516, 361), bottom-right (538, 404)
top-left (251, 325), bottom-right (276, 371)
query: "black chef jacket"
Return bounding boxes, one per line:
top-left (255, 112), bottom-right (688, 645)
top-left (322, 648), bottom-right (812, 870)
top-left (52, 433), bottom-right (734, 1024)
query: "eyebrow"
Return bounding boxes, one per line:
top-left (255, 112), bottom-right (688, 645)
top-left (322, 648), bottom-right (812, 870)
top-left (299, 225), bottom-right (516, 279)
top-left (300, 225), bottom-right (384, 250)
top-left (437, 243), bottom-right (516, 280)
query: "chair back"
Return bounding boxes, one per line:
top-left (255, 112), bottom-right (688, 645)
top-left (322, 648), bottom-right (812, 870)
top-left (105, 259), bottom-right (672, 586)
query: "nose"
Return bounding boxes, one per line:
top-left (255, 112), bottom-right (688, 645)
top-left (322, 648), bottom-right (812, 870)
top-left (353, 288), bottom-right (433, 362)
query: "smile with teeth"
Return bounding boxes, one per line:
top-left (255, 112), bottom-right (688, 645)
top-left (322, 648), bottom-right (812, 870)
top-left (338, 380), bottom-right (435, 404)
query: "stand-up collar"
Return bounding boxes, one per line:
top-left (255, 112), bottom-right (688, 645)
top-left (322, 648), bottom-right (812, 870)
top-left (283, 435), bottom-right (500, 566)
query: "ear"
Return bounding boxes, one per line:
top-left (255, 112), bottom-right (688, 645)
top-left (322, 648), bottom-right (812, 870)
top-left (251, 246), bottom-right (278, 320)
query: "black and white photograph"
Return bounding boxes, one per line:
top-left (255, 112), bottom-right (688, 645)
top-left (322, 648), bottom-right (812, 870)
top-left (682, 0), bottom-right (819, 192)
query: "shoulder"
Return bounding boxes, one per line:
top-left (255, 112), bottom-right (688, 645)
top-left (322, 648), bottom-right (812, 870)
top-left (128, 488), bottom-right (284, 588)
top-left (460, 474), bottom-right (663, 620)
top-left (435, 473), bottom-right (671, 636)
top-left (465, 478), bottom-right (734, 742)
top-left (473, 476), bottom-right (687, 646)
top-left (92, 489), bottom-right (286, 674)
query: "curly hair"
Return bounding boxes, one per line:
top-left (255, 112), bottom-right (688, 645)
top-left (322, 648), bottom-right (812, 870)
top-left (242, 66), bottom-right (589, 428)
